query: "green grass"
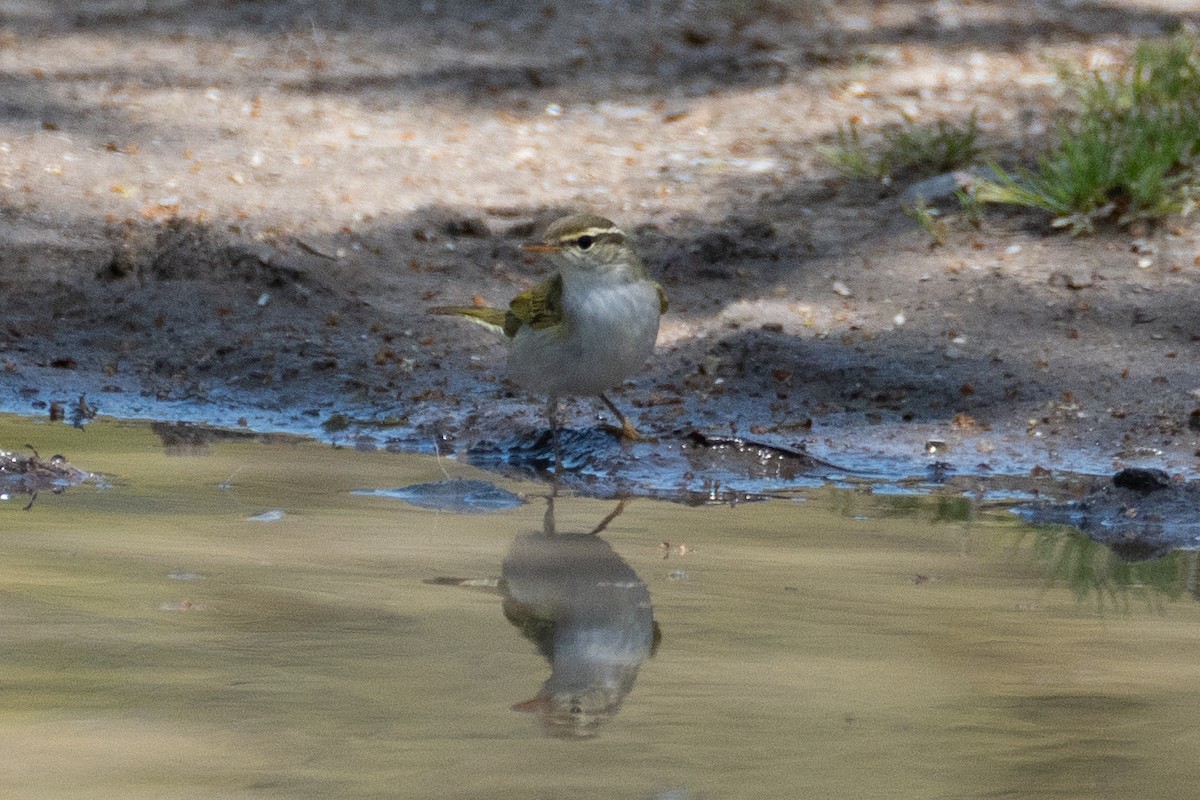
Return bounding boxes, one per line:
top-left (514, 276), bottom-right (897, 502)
top-left (902, 198), bottom-right (948, 246)
top-left (975, 35), bottom-right (1200, 234)
top-left (887, 113), bottom-right (981, 175)
top-left (821, 113), bottom-right (981, 181)
top-left (821, 120), bottom-right (888, 180)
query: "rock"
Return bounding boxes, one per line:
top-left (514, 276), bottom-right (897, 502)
top-left (1112, 467), bottom-right (1171, 494)
top-left (1049, 267), bottom-right (1095, 290)
top-left (900, 166), bottom-right (1007, 208)
top-left (901, 171), bottom-right (974, 207)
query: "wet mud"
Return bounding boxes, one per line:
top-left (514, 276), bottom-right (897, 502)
top-left (1021, 467), bottom-right (1200, 560)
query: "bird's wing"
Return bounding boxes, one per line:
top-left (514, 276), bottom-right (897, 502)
top-left (656, 283), bottom-right (669, 314)
top-left (427, 305), bottom-right (509, 337)
top-left (504, 274), bottom-right (563, 338)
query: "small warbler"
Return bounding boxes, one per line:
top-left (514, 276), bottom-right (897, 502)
top-left (430, 213), bottom-right (667, 461)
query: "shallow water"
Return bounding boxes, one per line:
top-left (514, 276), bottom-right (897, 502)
top-left (2, 414), bottom-right (1199, 800)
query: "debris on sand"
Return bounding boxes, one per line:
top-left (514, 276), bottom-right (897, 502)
top-left (0, 447), bottom-right (96, 509)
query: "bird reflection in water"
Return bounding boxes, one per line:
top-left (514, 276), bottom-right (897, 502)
top-left (502, 495), bottom-right (661, 738)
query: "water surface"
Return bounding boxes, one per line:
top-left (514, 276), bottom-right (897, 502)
top-left (1, 415), bottom-right (1198, 799)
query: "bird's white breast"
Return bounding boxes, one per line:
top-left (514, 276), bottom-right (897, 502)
top-left (507, 273), bottom-right (660, 398)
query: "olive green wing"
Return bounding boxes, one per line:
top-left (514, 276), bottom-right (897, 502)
top-left (504, 274), bottom-right (563, 338)
top-left (428, 305), bottom-right (509, 337)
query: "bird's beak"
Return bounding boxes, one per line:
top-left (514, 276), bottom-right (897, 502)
top-left (521, 241), bottom-right (561, 254)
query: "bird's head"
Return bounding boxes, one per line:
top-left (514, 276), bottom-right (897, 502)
top-left (522, 213), bottom-right (642, 278)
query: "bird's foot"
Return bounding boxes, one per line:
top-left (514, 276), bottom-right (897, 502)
top-left (601, 418), bottom-right (657, 443)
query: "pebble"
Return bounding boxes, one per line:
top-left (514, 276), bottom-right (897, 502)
top-left (901, 172), bottom-right (969, 207)
top-left (1050, 268), bottom-right (1094, 290)
top-left (900, 166), bottom-right (1005, 207)
top-left (743, 158), bottom-right (777, 174)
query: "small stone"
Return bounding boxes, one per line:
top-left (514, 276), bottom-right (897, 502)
top-left (900, 171), bottom-right (972, 207)
top-left (1112, 467), bottom-right (1171, 494)
top-left (1050, 268), bottom-right (1093, 290)
top-left (831, 280), bottom-right (852, 298)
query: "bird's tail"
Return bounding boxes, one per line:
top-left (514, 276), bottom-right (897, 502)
top-left (428, 305), bottom-right (508, 337)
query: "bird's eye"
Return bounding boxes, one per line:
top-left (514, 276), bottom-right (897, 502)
top-left (576, 235), bottom-right (595, 250)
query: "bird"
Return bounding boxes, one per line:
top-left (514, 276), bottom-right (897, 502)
top-left (429, 213), bottom-right (667, 467)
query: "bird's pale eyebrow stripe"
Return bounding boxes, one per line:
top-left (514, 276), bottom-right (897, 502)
top-left (561, 227), bottom-right (623, 243)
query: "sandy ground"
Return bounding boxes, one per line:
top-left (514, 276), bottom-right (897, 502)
top-left (1, 0), bottom-right (1199, 488)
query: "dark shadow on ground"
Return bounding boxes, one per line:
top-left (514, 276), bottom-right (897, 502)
top-left (832, 0), bottom-right (1196, 52)
top-left (0, 0), bottom-right (1193, 112)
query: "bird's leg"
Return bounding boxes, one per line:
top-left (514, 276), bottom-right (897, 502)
top-left (546, 395), bottom-right (563, 475)
top-left (588, 499), bottom-right (627, 536)
top-left (600, 393), bottom-right (654, 442)
top-left (543, 491), bottom-right (557, 536)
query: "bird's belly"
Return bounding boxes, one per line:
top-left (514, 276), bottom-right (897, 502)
top-left (507, 282), bottom-right (660, 397)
